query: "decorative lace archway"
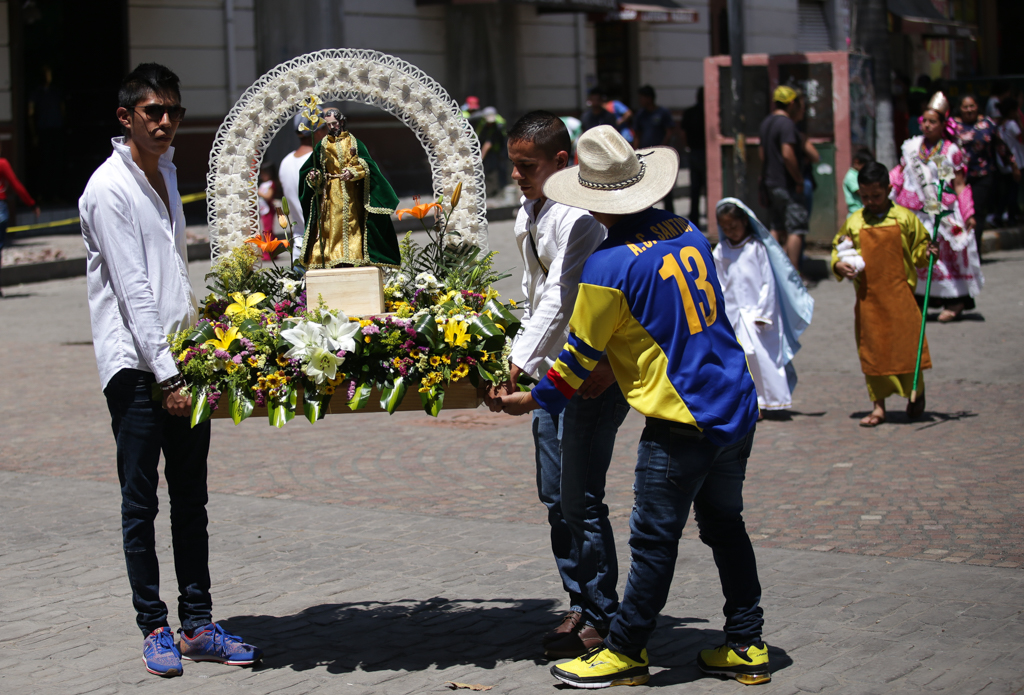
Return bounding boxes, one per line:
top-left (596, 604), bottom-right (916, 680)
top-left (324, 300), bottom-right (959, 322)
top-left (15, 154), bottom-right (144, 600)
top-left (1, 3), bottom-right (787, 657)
top-left (205, 49), bottom-right (488, 259)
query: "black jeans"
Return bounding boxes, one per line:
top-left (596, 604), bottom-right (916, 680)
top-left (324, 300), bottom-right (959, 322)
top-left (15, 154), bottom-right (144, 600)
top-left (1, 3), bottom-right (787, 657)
top-left (104, 368), bottom-right (213, 635)
top-left (969, 173), bottom-right (995, 260)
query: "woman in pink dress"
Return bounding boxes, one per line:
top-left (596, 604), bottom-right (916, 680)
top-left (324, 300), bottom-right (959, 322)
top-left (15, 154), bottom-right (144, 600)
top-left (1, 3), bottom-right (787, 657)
top-left (889, 92), bottom-right (982, 323)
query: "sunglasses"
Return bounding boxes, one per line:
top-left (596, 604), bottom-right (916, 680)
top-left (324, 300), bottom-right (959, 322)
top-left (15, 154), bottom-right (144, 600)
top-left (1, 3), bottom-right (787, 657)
top-left (133, 104), bottom-right (187, 123)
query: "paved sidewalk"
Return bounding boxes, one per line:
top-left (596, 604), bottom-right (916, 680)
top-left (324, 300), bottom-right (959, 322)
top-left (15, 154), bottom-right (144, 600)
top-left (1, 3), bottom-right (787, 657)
top-left (2, 469), bottom-right (1023, 695)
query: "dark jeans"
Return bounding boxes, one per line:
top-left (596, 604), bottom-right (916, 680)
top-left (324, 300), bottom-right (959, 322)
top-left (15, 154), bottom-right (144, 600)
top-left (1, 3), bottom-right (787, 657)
top-left (104, 368), bottom-right (213, 636)
top-left (969, 173), bottom-right (995, 260)
top-left (534, 386), bottom-right (629, 628)
top-left (605, 419), bottom-right (762, 658)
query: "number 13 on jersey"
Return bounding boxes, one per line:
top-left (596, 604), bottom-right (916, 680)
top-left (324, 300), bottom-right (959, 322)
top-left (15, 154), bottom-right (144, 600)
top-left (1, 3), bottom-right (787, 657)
top-left (658, 248), bottom-right (717, 334)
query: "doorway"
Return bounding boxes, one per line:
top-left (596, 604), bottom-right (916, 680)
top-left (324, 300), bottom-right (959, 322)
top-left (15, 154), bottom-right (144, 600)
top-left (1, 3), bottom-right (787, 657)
top-left (10, 0), bottom-right (128, 208)
top-left (594, 21), bottom-right (638, 109)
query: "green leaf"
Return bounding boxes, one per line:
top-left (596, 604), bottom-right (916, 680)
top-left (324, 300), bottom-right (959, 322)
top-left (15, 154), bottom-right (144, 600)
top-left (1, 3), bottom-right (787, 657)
top-left (190, 386), bottom-right (212, 428)
top-left (185, 323), bottom-right (216, 347)
top-left (228, 387), bottom-right (254, 425)
top-left (419, 385), bottom-right (445, 417)
top-left (268, 386), bottom-right (297, 428)
top-left (303, 389), bottom-right (331, 423)
top-left (237, 318), bottom-right (262, 335)
top-left (476, 362), bottom-right (496, 383)
top-left (413, 313), bottom-right (440, 349)
top-left (483, 298), bottom-right (522, 341)
top-left (379, 377), bottom-right (408, 414)
top-left (467, 314), bottom-right (506, 352)
top-left (347, 381), bottom-right (373, 411)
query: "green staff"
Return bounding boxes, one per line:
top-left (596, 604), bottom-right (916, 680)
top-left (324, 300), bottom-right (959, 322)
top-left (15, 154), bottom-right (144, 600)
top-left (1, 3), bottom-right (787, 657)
top-left (910, 209), bottom-right (950, 403)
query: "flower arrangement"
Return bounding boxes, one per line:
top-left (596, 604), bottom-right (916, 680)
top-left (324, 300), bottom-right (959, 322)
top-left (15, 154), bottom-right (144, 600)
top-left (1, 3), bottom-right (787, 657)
top-left (170, 183), bottom-right (519, 427)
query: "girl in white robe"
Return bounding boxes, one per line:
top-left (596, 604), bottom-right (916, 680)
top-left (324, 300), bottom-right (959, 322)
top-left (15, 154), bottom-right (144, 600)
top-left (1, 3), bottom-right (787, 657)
top-left (713, 199), bottom-right (815, 413)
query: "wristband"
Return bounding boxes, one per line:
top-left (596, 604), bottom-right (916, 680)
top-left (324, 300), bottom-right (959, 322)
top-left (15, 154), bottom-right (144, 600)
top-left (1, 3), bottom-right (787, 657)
top-left (159, 373), bottom-right (186, 393)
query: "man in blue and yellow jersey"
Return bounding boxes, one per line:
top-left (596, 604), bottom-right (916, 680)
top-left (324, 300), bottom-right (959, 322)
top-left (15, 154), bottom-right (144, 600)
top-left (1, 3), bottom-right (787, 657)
top-left (500, 125), bottom-right (770, 689)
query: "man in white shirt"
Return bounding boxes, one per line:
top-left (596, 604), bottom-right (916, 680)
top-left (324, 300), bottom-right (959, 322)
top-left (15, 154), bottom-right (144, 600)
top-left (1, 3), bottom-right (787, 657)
top-left (277, 113), bottom-right (323, 253)
top-left (79, 63), bottom-right (261, 678)
top-left (488, 112), bottom-right (629, 658)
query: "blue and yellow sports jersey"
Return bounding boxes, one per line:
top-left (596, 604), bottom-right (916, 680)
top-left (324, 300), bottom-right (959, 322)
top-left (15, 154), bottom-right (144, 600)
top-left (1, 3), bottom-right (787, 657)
top-left (532, 208), bottom-right (759, 446)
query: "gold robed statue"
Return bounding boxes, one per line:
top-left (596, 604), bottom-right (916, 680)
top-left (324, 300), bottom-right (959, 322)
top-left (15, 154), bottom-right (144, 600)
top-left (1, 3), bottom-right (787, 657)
top-left (298, 108), bottom-right (402, 269)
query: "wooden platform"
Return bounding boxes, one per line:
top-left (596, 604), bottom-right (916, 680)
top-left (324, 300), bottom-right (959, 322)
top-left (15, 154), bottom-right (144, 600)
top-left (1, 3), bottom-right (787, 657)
top-left (211, 380), bottom-right (483, 420)
top-left (304, 266), bottom-right (385, 316)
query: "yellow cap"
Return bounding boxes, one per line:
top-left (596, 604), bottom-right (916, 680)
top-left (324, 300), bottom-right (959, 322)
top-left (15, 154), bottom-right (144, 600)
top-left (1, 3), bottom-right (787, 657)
top-left (773, 85), bottom-right (798, 105)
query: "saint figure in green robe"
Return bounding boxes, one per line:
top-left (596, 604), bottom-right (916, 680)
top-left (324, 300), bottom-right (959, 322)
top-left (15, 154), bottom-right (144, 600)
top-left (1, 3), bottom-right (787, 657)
top-left (299, 108), bottom-right (402, 269)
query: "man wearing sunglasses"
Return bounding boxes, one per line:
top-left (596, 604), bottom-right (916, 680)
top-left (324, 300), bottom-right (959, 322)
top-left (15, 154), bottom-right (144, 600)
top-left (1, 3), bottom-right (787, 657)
top-left (79, 63), bottom-right (262, 677)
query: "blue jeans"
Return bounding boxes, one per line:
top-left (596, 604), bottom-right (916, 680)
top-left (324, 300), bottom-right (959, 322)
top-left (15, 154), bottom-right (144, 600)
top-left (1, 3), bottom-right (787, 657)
top-left (534, 386), bottom-right (629, 629)
top-left (606, 418), bottom-right (762, 658)
top-left (104, 369), bottom-right (213, 635)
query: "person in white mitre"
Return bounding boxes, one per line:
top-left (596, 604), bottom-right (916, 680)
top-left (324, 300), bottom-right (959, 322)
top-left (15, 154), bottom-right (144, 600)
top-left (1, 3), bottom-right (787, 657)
top-left (712, 198), bottom-right (814, 416)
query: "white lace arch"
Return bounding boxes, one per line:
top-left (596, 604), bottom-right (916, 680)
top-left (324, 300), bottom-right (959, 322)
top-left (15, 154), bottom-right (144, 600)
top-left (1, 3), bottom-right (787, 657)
top-left (205, 49), bottom-right (488, 259)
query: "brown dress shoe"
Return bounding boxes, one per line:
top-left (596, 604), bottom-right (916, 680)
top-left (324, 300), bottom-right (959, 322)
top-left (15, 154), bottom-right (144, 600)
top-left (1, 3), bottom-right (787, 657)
top-left (544, 624), bottom-right (607, 659)
top-left (542, 611), bottom-right (582, 647)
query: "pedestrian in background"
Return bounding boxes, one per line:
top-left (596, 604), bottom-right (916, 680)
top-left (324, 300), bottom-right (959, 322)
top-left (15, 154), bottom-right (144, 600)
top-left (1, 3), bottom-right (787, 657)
top-left (952, 94), bottom-right (999, 260)
top-left (995, 98), bottom-right (1023, 226)
top-left (78, 62), bottom-right (262, 678)
top-left (759, 86), bottom-right (809, 273)
top-left (0, 146), bottom-right (41, 296)
top-left (633, 84), bottom-right (677, 212)
top-left (681, 87), bottom-right (706, 223)
top-left (581, 87), bottom-right (615, 133)
top-left (477, 106), bottom-right (509, 195)
top-left (843, 147), bottom-right (874, 216)
top-left (278, 113), bottom-right (323, 251)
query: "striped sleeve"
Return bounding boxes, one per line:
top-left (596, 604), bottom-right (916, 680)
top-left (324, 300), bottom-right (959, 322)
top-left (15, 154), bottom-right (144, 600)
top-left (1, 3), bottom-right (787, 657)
top-left (532, 283), bottom-right (626, 415)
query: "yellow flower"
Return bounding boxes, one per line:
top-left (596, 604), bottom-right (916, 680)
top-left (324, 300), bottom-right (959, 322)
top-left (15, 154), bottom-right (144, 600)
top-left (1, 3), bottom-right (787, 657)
top-left (204, 326), bottom-right (240, 351)
top-left (393, 356), bottom-right (404, 367)
top-left (443, 320), bottom-right (470, 348)
top-left (430, 355), bottom-right (441, 366)
top-left (328, 373), bottom-right (345, 386)
top-left (324, 384), bottom-right (336, 395)
top-left (442, 355), bottom-right (451, 364)
top-left (225, 362), bottom-right (239, 374)
top-left (410, 350), bottom-right (422, 360)
top-left (359, 319), bottom-right (373, 327)
top-left (364, 335), bottom-right (371, 343)
top-left (452, 364), bottom-right (470, 380)
top-left (224, 292), bottom-right (266, 321)
top-left (248, 357), bottom-right (260, 367)
top-left (508, 299), bottom-right (517, 308)
top-left (276, 355), bottom-right (289, 367)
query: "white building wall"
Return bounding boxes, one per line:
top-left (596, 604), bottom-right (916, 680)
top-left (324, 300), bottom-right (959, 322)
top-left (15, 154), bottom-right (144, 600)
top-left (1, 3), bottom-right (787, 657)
top-left (128, 0), bottom-right (258, 118)
top-left (638, 0), bottom-right (710, 110)
top-left (342, 0), bottom-right (446, 116)
top-left (0, 2), bottom-right (10, 123)
top-left (746, 0), bottom-right (799, 55)
top-left (517, 6), bottom-right (594, 114)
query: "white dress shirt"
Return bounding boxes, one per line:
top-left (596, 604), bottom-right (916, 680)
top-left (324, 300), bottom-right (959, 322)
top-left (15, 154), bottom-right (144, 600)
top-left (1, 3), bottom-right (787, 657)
top-left (510, 196), bottom-right (607, 378)
top-left (79, 137), bottom-right (198, 390)
top-left (278, 149), bottom-right (312, 246)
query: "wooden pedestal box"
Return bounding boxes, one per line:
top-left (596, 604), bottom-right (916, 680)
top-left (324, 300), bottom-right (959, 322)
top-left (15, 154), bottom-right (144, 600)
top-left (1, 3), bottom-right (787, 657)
top-left (304, 266), bottom-right (385, 317)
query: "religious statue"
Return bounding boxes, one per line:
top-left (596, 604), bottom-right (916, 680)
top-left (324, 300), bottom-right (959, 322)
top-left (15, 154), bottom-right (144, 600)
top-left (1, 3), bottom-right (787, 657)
top-left (298, 108), bottom-right (402, 269)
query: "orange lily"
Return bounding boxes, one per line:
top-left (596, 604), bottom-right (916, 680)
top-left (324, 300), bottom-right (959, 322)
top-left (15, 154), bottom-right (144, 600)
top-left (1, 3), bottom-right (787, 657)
top-left (395, 196), bottom-right (441, 220)
top-left (245, 232), bottom-right (290, 259)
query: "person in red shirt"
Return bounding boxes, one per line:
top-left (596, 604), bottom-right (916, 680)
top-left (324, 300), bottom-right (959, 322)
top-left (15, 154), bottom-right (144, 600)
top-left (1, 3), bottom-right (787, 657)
top-left (0, 155), bottom-right (41, 295)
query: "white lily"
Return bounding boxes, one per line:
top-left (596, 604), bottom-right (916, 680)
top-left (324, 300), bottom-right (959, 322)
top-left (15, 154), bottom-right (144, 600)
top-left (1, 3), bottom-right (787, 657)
top-left (304, 346), bottom-right (345, 385)
top-left (320, 312), bottom-right (361, 353)
top-left (280, 320), bottom-right (324, 360)
top-left (923, 199), bottom-right (943, 215)
top-left (279, 278), bottom-right (302, 297)
top-left (414, 271), bottom-right (441, 290)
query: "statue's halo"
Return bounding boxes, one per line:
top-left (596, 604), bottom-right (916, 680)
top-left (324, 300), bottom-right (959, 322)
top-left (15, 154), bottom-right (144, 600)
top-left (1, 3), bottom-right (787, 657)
top-left (206, 49), bottom-right (488, 260)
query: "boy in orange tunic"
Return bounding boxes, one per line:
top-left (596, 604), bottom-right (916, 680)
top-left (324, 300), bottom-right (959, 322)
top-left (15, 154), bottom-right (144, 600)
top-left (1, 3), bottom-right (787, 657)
top-left (832, 161), bottom-right (938, 427)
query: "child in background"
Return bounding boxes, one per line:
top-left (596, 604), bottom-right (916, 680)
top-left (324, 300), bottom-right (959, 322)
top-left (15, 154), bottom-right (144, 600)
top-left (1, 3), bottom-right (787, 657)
top-left (257, 164), bottom-right (276, 234)
top-left (843, 148), bottom-right (874, 216)
top-left (713, 198), bottom-right (815, 417)
top-left (832, 162), bottom-right (938, 427)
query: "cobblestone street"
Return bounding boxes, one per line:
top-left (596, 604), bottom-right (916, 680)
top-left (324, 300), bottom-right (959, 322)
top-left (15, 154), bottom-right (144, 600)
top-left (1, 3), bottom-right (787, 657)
top-left (1, 232), bottom-right (1022, 693)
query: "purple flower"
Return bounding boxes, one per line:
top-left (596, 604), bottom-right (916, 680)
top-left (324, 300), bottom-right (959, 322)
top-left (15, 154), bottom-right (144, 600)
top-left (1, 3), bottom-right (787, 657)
top-left (346, 380), bottom-right (357, 400)
top-left (214, 349), bottom-right (230, 360)
top-left (232, 354), bottom-right (243, 364)
top-left (361, 324), bottom-right (380, 336)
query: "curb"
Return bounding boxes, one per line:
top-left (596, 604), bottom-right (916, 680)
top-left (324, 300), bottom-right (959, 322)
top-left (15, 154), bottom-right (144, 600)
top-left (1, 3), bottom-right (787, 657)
top-left (981, 226), bottom-right (1023, 254)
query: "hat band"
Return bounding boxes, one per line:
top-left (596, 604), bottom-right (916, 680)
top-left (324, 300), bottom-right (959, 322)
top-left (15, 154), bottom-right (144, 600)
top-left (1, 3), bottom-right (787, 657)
top-left (578, 160), bottom-right (646, 191)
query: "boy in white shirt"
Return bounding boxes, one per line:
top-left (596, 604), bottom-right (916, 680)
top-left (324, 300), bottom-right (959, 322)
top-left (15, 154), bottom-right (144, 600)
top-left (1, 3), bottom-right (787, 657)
top-left (79, 63), bottom-right (261, 678)
top-left (487, 112), bottom-right (628, 658)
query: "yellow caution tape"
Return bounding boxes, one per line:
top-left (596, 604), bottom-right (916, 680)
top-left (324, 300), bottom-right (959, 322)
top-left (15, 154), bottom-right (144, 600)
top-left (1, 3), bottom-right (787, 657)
top-left (5, 191), bottom-right (208, 233)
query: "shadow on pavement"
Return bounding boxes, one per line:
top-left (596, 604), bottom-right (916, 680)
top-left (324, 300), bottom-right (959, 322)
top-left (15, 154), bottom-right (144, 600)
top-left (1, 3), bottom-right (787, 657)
top-left (762, 410), bottom-right (827, 422)
top-left (849, 409), bottom-right (977, 428)
top-left (220, 596), bottom-right (563, 674)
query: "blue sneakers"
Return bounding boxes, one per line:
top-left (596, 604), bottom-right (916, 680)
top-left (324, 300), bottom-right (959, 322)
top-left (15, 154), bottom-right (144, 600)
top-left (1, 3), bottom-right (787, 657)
top-left (142, 627), bottom-right (182, 677)
top-left (179, 623), bottom-right (263, 666)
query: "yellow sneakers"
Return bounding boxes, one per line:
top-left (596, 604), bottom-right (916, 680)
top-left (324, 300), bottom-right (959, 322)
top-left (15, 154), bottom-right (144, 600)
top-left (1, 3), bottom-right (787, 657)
top-left (697, 642), bottom-right (771, 685)
top-left (550, 646), bottom-right (650, 688)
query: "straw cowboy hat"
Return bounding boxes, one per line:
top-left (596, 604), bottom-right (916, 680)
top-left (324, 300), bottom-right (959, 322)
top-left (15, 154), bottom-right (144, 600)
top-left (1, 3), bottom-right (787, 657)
top-left (543, 125), bottom-right (679, 215)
